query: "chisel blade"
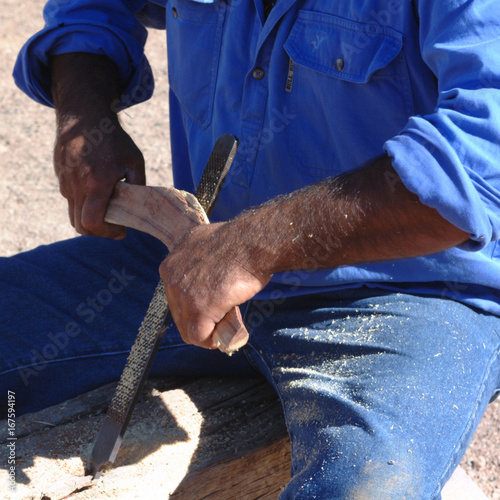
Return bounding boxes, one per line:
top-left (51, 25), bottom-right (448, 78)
top-left (90, 134), bottom-right (239, 479)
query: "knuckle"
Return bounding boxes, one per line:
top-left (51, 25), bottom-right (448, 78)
top-left (57, 138), bottom-right (85, 167)
top-left (188, 321), bottom-right (207, 345)
top-left (80, 211), bottom-right (109, 237)
top-left (81, 217), bottom-right (100, 233)
top-left (58, 184), bottom-right (68, 198)
top-left (158, 258), bottom-right (173, 281)
top-left (85, 176), bottom-right (100, 192)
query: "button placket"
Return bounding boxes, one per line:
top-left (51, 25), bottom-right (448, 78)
top-left (235, 49), bottom-right (271, 187)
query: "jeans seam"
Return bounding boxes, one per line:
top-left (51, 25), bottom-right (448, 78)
top-left (242, 303), bottom-right (297, 477)
top-left (245, 341), bottom-right (297, 464)
top-left (240, 301), bottom-right (260, 373)
top-left (2, 343), bottom-right (188, 376)
top-left (433, 344), bottom-right (500, 499)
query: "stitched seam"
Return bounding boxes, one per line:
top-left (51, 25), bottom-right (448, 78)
top-left (241, 304), bottom-right (297, 474)
top-left (1, 343), bottom-right (188, 377)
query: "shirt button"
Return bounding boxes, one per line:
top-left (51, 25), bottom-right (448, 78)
top-left (252, 68), bottom-right (265, 80)
top-left (172, 7), bottom-right (178, 18)
top-left (335, 58), bottom-right (345, 71)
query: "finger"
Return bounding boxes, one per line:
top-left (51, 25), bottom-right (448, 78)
top-left (81, 183), bottom-right (127, 239)
top-left (66, 178), bottom-right (88, 235)
top-left (58, 175), bottom-right (77, 229)
top-left (187, 314), bottom-right (218, 350)
top-left (73, 197), bottom-right (90, 236)
top-left (67, 196), bottom-right (75, 229)
top-left (163, 283), bottom-right (217, 349)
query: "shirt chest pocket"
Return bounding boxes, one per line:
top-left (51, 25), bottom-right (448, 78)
top-left (283, 10), bottom-right (413, 178)
top-left (166, 0), bottom-right (225, 129)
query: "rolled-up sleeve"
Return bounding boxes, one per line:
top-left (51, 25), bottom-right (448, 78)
top-left (13, 0), bottom-right (153, 110)
top-left (384, 0), bottom-right (500, 251)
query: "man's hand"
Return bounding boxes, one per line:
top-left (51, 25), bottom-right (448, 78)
top-left (159, 222), bottom-right (271, 349)
top-left (54, 116), bottom-right (145, 238)
top-left (51, 53), bottom-right (145, 238)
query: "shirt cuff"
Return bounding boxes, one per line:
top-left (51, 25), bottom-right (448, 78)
top-left (13, 23), bottom-right (153, 111)
top-left (384, 116), bottom-right (498, 251)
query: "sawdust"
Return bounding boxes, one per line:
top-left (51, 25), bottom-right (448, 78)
top-left (1, 2), bottom-right (499, 499)
top-left (0, 387), bottom-right (203, 500)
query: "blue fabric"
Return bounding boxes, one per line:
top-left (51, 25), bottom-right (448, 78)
top-left (245, 290), bottom-right (500, 499)
top-left (12, 0), bottom-right (500, 316)
top-left (0, 230), bottom-right (258, 416)
top-left (1, 231), bottom-right (499, 498)
top-left (6, 2), bottom-right (500, 497)
top-left (14, 0), bottom-right (500, 314)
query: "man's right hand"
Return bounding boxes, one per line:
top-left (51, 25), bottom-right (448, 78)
top-left (54, 115), bottom-right (145, 238)
top-left (51, 53), bottom-right (145, 239)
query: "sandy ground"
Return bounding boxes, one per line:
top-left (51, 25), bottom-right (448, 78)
top-left (0, 1), bottom-right (172, 256)
top-left (1, 1), bottom-right (499, 499)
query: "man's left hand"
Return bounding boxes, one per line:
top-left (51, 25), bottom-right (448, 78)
top-left (159, 222), bottom-right (271, 349)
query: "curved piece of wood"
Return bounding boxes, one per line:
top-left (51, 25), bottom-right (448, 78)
top-left (105, 182), bottom-right (208, 248)
top-left (105, 182), bottom-right (249, 354)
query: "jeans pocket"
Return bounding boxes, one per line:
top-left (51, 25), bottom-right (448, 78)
top-left (166, 0), bottom-right (226, 129)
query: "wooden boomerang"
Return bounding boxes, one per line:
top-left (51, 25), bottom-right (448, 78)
top-left (104, 181), bottom-right (250, 354)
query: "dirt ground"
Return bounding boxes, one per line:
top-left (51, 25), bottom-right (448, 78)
top-left (1, 1), bottom-right (499, 499)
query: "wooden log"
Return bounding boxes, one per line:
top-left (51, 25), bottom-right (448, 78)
top-left (0, 378), bottom-right (287, 500)
top-left (105, 182), bottom-right (249, 354)
top-left (171, 440), bottom-right (489, 500)
top-left (0, 382), bottom-right (118, 444)
top-left (170, 436), bottom-right (291, 500)
top-left (0, 378), bottom-right (489, 500)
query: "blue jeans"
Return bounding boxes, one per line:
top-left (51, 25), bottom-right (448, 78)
top-left (1, 230), bottom-right (499, 499)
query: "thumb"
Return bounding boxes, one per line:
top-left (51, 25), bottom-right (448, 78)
top-left (124, 160), bottom-right (146, 186)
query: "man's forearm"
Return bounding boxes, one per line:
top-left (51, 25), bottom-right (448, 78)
top-left (227, 155), bottom-right (469, 276)
top-left (161, 154), bottom-right (469, 347)
top-left (49, 52), bottom-right (146, 238)
top-left (51, 53), bottom-right (120, 126)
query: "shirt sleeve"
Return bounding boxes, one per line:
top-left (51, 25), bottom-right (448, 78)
top-left (384, 0), bottom-right (500, 251)
top-left (12, 0), bottom-right (154, 110)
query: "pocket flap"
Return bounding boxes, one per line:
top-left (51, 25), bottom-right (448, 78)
top-left (284, 11), bottom-right (403, 83)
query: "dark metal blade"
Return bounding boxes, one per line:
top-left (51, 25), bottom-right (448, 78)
top-left (194, 133), bottom-right (239, 216)
top-left (90, 134), bottom-right (239, 479)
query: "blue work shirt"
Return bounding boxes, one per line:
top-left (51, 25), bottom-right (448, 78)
top-left (13, 0), bottom-right (500, 315)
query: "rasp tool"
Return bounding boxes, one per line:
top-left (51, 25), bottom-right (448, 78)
top-left (90, 134), bottom-right (246, 479)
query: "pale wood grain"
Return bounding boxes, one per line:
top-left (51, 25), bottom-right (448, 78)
top-left (105, 181), bottom-right (249, 354)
